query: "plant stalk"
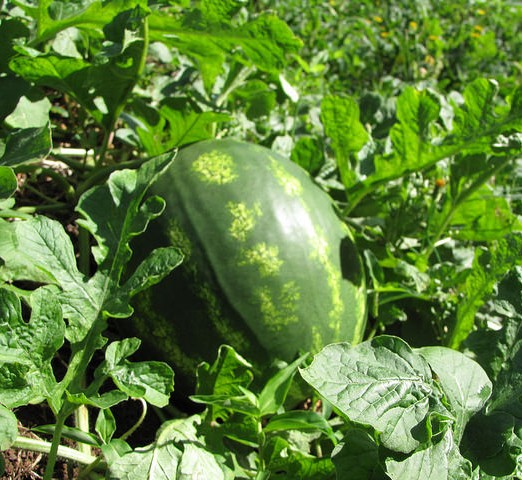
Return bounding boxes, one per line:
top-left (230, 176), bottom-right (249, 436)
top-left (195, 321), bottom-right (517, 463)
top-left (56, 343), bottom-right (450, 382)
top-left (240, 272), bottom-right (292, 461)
top-left (43, 412), bottom-right (67, 480)
top-left (13, 435), bottom-right (99, 466)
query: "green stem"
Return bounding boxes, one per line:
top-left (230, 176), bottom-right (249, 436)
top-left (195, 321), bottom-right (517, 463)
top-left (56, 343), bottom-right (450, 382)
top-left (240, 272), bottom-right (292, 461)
top-left (15, 203), bottom-right (70, 214)
top-left (13, 435), bottom-right (99, 466)
top-left (120, 398), bottom-right (148, 441)
top-left (23, 183), bottom-right (63, 205)
top-left (43, 411), bottom-right (67, 480)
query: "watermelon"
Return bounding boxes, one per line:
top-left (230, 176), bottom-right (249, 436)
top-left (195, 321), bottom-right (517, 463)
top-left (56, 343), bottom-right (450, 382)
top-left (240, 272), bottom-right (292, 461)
top-left (129, 139), bottom-right (366, 393)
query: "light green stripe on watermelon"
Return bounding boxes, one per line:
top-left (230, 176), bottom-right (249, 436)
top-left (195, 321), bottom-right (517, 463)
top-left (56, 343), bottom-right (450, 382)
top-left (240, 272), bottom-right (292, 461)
top-left (269, 156), bottom-right (303, 196)
top-left (192, 150), bottom-right (238, 184)
top-left (227, 201), bottom-right (262, 242)
top-left (309, 228), bottom-right (345, 333)
top-left (239, 242), bottom-right (283, 277)
top-left (196, 283), bottom-right (252, 350)
top-left (132, 288), bottom-right (197, 375)
top-left (256, 281), bottom-right (300, 334)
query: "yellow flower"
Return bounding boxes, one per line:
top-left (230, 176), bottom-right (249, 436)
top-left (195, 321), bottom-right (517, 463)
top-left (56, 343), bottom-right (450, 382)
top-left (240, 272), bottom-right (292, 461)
top-left (373, 15), bottom-right (383, 23)
top-left (474, 24), bottom-right (484, 32)
top-left (424, 55), bottom-right (435, 66)
top-left (409, 21), bottom-right (418, 30)
top-left (428, 34), bottom-right (439, 41)
top-left (477, 8), bottom-right (486, 15)
top-left (380, 31), bottom-right (390, 38)
top-left (471, 32), bottom-right (481, 38)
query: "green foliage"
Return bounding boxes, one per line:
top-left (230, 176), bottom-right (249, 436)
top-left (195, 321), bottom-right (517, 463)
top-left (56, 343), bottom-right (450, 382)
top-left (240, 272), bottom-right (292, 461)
top-left (0, 0), bottom-right (521, 477)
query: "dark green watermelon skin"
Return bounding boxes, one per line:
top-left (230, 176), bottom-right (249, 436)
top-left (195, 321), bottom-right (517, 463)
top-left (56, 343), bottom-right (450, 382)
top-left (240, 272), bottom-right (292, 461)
top-left (130, 139), bottom-right (366, 392)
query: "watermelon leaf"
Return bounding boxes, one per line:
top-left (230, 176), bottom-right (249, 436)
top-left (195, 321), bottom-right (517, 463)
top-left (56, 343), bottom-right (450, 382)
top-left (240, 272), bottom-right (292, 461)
top-left (300, 336), bottom-right (435, 454)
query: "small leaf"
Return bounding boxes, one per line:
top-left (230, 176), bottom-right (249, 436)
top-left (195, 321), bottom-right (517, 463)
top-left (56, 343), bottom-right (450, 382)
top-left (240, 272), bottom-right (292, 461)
top-left (258, 353), bottom-right (308, 416)
top-left (108, 415), bottom-right (228, 480)
top-left (321, 95), bottom-right (368, 188)
top-left (195, 345), bottom-right (254, 421)
top-left (290, 136), bottom-right (324, 175)
top-left (96, 408), bottom-right (117, 445)
top-left (331, 428), bottom-right (381, 480)
top-left (104, 339), bottom-right (174, 408)
top-left (4, 96), bottom-right (52, 129)
top-left (0, 287), bottom-right (64, 410)
top-left (263, 410), bottom-right (335, 442)
top-left (0, 406), bottom-right (18, 451)
top-left (122, 247), bottom-right (183, 299)
top-left (389, 87), bottom-right (440, 169)
top-left (33, 424), bottom-right (100, 447)
top-left (66, 390), bottom-right (128, 409)
top-left (0, 126), bottom-right (52, 166)
top-left (448, 235), bottom-right (522, 349)
top-left (0, 166), bottom-right (17, 200)
top-left (300, 336), bottom-right (433, 453)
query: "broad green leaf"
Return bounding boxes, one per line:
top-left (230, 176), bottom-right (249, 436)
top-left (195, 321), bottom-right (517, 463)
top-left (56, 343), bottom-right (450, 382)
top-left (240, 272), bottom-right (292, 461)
top-left (191, 390), bottom-right (260, 417)
top-left (149, 13), bottom-right (301, 89)
top-left (0, 18), bottom-right (30, 74)
top-left (258, 353), bottom-right (308, 416)
top-left (290, 136), bottom-right (324, 176)
top-left (300, 336), bottom-right (433, 453)
top-left (0, 126), bottom-right (52, 166)
top-left (461, 412), bottom-right (521, 477)
top-left (4, 96), bottom-right (51, 129)
top-left (200, 0), bottom-right (246, 25)
top-left (451, 79), bottom-right (522, 151)
top-left (0, 287), bottom-right (64, 411)
top-left (264, 435), bottom-right (335, 479)
top-left (263, 410), bottom-right (335, 442)
top-left (0, 215), bottom-right (97, 339)
top-left (331, 428), bottom-right (381, 480)
top-left (386, 430), bottom-right (472, 480)
top-left (320, 95), bottom-right (368, 188)
top-left (0, 405), bottom-right (18, 450)
top-left (103, 338), bottom-right (174, 408)
top-left (453, 79), bottom-right (499, 138)
top-left (31, 0), bottom-right (149, 46)
top-left (108, 415), bottom-right (228, 480)
top-left (231, 79), bottom-right (276, 120)
top-left (195, 345), bottom-right (254, 421)
top-left (464, 268), bottom-right (522, 416)
top-left (66, 390), bottom-right (128, 409)
top-left (135, 99), bottom-right (230, 155)
top-left (417, 347), bottom-right (492, 443)
top-left (448, 235), bottom-right (522, 349)
top-left (389, 87), bottom-right (440, 170)
top-left (0, 167), bottom-right (17, 200)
